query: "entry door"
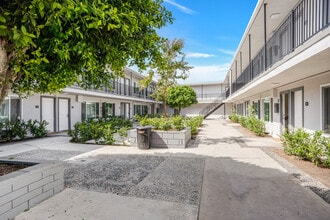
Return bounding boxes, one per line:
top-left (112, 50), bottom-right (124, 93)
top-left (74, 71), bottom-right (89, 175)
top-left (281, 93), bottom-right (289, 131)
top-left (41, 97), bottom-right (55, 132)
top-left (59, 98), bottom-right (69, 131)
top-left (120, 102), bottom-right (130, 119)
top-left (293, 90), bottom-right (303, 128)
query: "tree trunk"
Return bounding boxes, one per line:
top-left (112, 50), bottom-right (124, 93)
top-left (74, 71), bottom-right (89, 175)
top-left (178, 107), bottom-right (181, 116)
top-left (163, 87), bottom-right (167, 118)
top-left (0, 39), bottom-right (11, 105)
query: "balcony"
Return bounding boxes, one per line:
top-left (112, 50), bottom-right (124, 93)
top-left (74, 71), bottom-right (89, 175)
top-left (68, 82), bottom-right (156, 101)
top-left (227, 0), bottom-right (330, 97)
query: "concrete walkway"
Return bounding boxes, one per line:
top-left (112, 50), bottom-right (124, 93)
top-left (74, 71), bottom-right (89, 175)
top-left (3, 118), bottom-right (329, 219)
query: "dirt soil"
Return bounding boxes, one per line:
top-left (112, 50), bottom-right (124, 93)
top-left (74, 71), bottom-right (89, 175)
top-left (0, 163), bottom-right (30, 176)
top-left (272, 148), bottom-right (330, 188)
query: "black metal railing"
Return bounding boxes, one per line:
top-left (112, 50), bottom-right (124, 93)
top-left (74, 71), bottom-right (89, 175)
top-left (229, 0), bottom-right (329, 96)
top-left (70, 82), bottom-right (155, 100)
top-left (199, 94), bottom-right (226, 117)
top-left (196, 92), bottom-right (226, 102)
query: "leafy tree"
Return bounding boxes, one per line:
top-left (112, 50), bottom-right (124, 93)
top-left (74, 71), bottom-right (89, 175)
top-left (140, 39), bottom-right (192, 117)
top-left (167, 85), bottom-right (197, 115)
top-left (0, 0), bottom-right (173, 105)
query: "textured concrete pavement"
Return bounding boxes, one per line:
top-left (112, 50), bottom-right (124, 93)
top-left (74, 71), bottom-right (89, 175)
top-left (6, 118), bottom-right (330, 219)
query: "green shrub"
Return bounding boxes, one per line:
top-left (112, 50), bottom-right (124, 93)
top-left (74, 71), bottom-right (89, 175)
top-left (307, 131), bottom-right (328, 166)
top-left (27, 120), bottom-right (48, 138)
top-left (229, 114), bottom-right (239, 123)
top-left (281, 128), bottom-right (310, 159)
top-left (171, 116), bottom-right (184, 131)
top-left (68, 117), bottom-right (132, 145)
top-left (159, 119), bottom-right (172, 131)
top-left (325, 142), bottom-right (330, 168)
top-left (281, 129), bottom-right (330, 167)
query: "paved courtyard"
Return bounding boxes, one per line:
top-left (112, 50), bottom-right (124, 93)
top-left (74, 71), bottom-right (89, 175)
top-left (0, 118), bottom-right (329, 219)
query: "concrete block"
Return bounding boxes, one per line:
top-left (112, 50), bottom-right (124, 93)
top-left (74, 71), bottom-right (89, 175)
top-left (0, 186), bottom-right (27, 206)
top-left (13, 173), bottom-right (42, 191)
top-left (0, 184), bottom-right (11, 197)
top-left (54, 172), bottom-right (64, 181)
top-left (173, 133), bottom-right (185, 139)
top-left (29, 175), bottom-right (53, 192)
top-left (0, 202), bottom-right (11, 215)
top-left (167, 139), bottom-right (180, 146)
top-left (42, 164), bottom-right (63, 178)
top-left (29, 189), bottom-right (54, 207)
top-left (162, 132), bottom-right (174, 139)
top-left (43, 179), bottom-right (63, 193)
top-left (0, 201), bottom-right (28, 220)
top-left (13, 188), bottom-right (42, 208)
top-left (53, 183), bottom-right (64, 194)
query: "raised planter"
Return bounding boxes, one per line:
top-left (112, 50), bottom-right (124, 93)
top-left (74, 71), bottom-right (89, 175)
top-left (130, 127), bottom-right (191, 149)
top-left (0, 159), bottom-right (64, 219)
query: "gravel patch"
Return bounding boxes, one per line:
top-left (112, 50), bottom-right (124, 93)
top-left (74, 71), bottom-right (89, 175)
top-left (263, 148), bottom-right (330, 204)
top-left (129, 157), bottom-right (204, 205)
top-left (10, 149), bottom-right (84, 161)
top-left (65, 155), bottom-right (205, 205)
top-left (65, 155), bottom-right (166, 195)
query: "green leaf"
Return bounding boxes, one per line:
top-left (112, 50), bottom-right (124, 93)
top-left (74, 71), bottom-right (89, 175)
top-left (0, 16), bottom-right (6, 23)
top-left (0, 25), bottom-right (6, 30)
top-left (21, 25), bottom-right (27, 34)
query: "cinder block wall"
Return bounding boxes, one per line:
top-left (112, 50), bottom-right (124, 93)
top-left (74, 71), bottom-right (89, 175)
top-left (130, 128), bottom-right (191, 148)
top-left (0, 161), bottom-right (64, 219)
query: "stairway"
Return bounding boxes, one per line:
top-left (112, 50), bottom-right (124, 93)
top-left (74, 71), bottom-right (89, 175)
top-left (199, 97), bottom-right (225, 119)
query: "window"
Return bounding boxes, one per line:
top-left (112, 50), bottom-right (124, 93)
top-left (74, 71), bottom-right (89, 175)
top-left (102, 103), bottom-right (114, 118)
top-left (323, 86), bottom-right (330, 133)
top-left (0, 99), bottom-right (9, 122)
top-left (236, 103), bottom-right (243, 115)
top-left (134, 105), bottom-right (141, 116)
top-left (0, 98), bottom-right (21, 122)
top-left (263, 99), bottom-right (270, 122)
top-left (134, 105), bottom-right (148, 116)
top-left (81, 102), bottom-right (99, 120)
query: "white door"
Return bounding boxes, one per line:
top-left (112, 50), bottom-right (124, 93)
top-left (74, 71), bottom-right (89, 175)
top-left (294, 90), bottom-right (303, 128)
top-left (59, 98), bottom-right (69, 131)
top-left (41, 97), bottom-right (55, 132)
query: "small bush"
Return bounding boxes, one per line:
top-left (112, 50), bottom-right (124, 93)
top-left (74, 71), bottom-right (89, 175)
top-left (281, 129), bottom-right (330, 167)
top-left (68, 117), bottom-right (132, 145)
top-left (0, 119), bottom-right (48, 142)
top-left (134, 115), bottom-right (203, 136)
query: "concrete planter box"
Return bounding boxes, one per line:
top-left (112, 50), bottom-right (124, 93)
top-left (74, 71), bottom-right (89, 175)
top-left (130, 127), bottom-right (191, 149)
top-left (0, 159), bottom-right (64, 219)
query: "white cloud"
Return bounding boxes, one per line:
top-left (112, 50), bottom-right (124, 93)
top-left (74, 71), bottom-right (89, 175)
top-left (186, 53), bottom-right (215, 58)
top-left (218, 48), bottom-right (236, 56)
top-left (179, 63), bottom-right (230, 84)
top-left (164, 0), bottom-right (195, 14)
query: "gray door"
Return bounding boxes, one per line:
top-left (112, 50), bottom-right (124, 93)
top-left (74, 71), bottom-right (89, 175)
top-left (41, 97), bottom-right (55, 132)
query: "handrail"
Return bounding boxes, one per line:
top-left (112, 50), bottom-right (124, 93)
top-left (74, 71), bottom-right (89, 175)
top-left (228, 0), bottom-right (330, 96)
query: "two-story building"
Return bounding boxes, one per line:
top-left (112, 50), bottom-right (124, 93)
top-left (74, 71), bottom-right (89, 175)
top-left (181, 82), bottom-right (231, 118)
top-left (222, 0), bottom-right (330, 137)
top-left (0, 68), bottom-right (159, 132)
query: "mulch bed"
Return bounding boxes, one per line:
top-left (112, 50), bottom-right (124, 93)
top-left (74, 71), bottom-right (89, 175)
top-left (0, 163), bottom-right (30, 176)
top-left (272, 148), bottom-right (330, 188)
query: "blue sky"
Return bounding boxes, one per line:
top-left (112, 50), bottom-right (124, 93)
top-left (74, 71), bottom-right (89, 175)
top-left (159, 0), bottom-right (258, 84)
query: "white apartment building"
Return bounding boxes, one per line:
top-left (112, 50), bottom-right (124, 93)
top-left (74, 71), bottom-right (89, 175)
top-left (1, 68), bottom-right (159, 132)
top-left (222, 0), bottom-right (330, 137)
top-left (181, 82), bottom-right (231, 118)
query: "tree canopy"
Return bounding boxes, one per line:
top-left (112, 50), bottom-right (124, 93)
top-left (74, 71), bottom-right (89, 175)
top-left (167, 85), bottom-right (197, 115)
top-left (140, 38), bottom-right (192, 117)
top-left (0, 0), bottom-right (173, 104)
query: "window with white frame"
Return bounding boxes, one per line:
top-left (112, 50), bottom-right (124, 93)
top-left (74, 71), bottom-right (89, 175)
top-left (0, 98), bottom-right (21, 122)
top-left (81, 102), bottom-right (99, 120)
top-left (322, 86), bottom-right (330, 133)
top-left (263, 99), bottom-right (271, 122)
